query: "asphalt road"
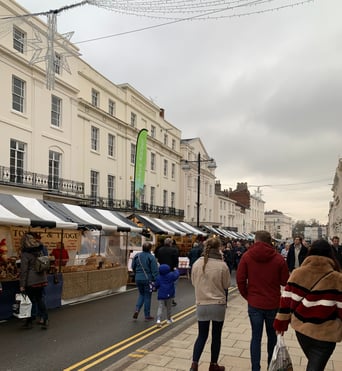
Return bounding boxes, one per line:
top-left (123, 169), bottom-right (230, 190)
top-left (1, 271), bottom-right (236, 371)
top-left (0, 278), bottom-right (197, 371)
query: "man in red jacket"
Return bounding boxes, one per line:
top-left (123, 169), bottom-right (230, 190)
top-left (237, 230), bottom-right (289, 371)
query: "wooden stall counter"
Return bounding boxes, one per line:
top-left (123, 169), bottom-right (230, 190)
top-left (62, 266), bottom-right (128, 300)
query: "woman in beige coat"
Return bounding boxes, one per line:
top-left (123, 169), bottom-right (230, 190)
top-left (190, 237), bottom-right (230, 371)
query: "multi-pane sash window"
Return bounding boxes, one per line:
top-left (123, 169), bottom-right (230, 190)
top-left (130, 112), bottom-right (137, 127)
top-left (12, 76), bottom-right (25, 113)
top-left (171, 192), bottom-right (175, 208)
top-left (151, 153), bottom-right (156, 171)
top-left (171, 163), bottom-right (175, 179)
top-left (10, 139), bottom-right (25, 183)
top-left (48, 150), bottom-right (61, 190)
top-left (107, 175), bottom-right (115, 201)
top-left (172, 139), bottom-right (176, 150)
top-left (164, 134), bottom-right (168, 145)
top-left (13, 27), bottom-right (25, 53)
top-left (163, 190), bottom-right (168, 207)
top-left (90, 170), bottom-right (99, 199)
top-left (150, 186), bottom-right (155, 206)
top-left (54, 53), bottom-right (61, 74)
top-left (51, 95), bottom-right (62, 127)
top-left (163, 159), bottom-right (168, 177)
top-left (108, 99), bottom-right (115, 116)
top-left (91, 126), bottom-right (99, 151)
top-left (130, 181), bottom-right (135, 204)
top-left (131, 143), bottom-right (136, 164)
top-left (151, 125), bottom-right (156, 138)
top-left (91, 89), bottom-right (99, 107)
top-left (108, 134), bottom-right (115, 157)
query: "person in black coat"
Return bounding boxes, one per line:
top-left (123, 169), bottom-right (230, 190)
top-left (155, 237), bottom-right (179, 305)
top-left (286, 236), bottom-right (308, 272)
top-left (155, 237), bottom-right (179, 270)
top-left (188, 242), bottom-right (202, 272)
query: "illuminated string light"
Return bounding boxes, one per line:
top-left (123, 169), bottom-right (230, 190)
top-left (0, 0), bottom-right (314, 89)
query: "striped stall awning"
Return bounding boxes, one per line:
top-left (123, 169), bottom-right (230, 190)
top-left (45, 201), bottom-right (142, 233)
top-left (0, 194), bottom-right (142, 232)
top-left (135, 215), bottom-right (186, 236)
top-left (168, 221), bottom-right (207, 236)
top-left (0, 194), bottom-right (78, 229)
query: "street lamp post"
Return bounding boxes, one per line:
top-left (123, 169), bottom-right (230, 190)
top-left (196, 152), bottom-right (201, 229)
top-left (182, 152), bottom-right (217, 228)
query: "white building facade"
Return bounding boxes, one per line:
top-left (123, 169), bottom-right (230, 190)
top-left (1, 0), bottom-right (266, 234)
top-left (264, 210), bottom-right (292, 240)
top-left (328, 158), bottom-right (342, 239)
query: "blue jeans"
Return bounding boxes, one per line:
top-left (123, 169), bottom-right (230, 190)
top-left (296, 331), bottom-right (336, 371)
top-left (135, 280), bottom-right (152, 318)
top-left (248, 305), bottom-right (277, 371)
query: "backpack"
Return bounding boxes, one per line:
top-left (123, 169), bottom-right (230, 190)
top-left (35, 255), bottom-right (50, 273)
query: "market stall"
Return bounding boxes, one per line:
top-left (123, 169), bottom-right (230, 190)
top-left (0, 193), bottom-right (78, 320)
top-left (132, 214), bottom-right (206, 256)
top-left (0, 194), bottom-right (143, 318)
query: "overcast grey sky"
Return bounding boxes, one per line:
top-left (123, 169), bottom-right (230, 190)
top-left (16, 0), bottom-right (342, 224)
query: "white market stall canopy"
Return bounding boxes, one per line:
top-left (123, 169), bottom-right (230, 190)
top-left (0, 194), bottom-right (78, 229)
top-left (0, 194), bottom-right (142, 233)
top-left (134, 215), bottom-right (206, 236)
top-left (168, 221), bottom-right (207, 236)
top-left (202, 225), bottom-right (254, 240)
top-left (44, 201), bottom-right (142, 233)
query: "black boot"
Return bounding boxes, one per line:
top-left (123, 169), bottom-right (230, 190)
top-left (22, 318), bottom-right (33, 329)
top-left (209, 363), bottom-right (225, 371)
top-left (41, 319), bottom-right (49, 329)
top-left (190, 361), bottom-right (198, 371)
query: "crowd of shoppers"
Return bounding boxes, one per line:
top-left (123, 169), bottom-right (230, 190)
top-left (132, 231), bottom-right (341, 371)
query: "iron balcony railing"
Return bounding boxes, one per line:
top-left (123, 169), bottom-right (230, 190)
top-left (0, 166), bottom-right (84, 196)
top-left (0, 166), bottom-right (184, 217)
top-left (82, 197), bottom-right (185, 217)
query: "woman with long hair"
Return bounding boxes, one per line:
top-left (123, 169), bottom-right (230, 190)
top-left (19, 233), bottom-right (49, 329)
top-left (274, 239), bottom-right (342, 370)
top-left (190, 237), bottom-right (230, 371)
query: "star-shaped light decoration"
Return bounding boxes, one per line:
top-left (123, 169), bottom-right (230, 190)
top-left (27, 13), bottom-right (79, 90)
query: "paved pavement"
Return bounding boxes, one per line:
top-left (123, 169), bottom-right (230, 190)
top-left (107, 288), bottom-right (342, 371)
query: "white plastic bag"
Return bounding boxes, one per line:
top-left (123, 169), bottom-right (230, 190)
top-left (268, 334), bottom-right (293, 371)
top-left (13, 293), bottom-right (32, 319)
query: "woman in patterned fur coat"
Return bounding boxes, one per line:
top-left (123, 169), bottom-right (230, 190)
top-left (274, 239), bottom-right (342, 371)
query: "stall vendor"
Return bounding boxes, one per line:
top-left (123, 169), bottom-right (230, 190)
top-left (51, 242), bottom-right (69, 267)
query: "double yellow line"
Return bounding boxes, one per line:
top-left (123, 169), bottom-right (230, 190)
top-left (64, 288), bottom-right (237, 370)
top-left (64, 305), bottom-right (197, 371)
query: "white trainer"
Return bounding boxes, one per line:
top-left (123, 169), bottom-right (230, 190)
top-left (166, 319), bottom-right (173, 324)
top-left (156, 320), bottom-right (162, 328)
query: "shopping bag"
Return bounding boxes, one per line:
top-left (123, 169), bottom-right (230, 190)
top-left (12, 293), bottom-right (32, 319)
top-left (268, 334), bottom-right (293, 371)
top-left (149, 281), bottom-right (156, 293)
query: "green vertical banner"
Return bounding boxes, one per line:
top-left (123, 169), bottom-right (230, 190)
top-left (134, 129), bottom-right (148, 210)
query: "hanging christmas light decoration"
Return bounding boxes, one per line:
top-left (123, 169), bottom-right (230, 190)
top-left (0, 0), bottom-right (313, 89)
top-left (87, 0), bottom-right (314, 20)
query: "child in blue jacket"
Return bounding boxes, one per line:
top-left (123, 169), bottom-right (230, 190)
top-left (155, 264), bottom-right (179, 327)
